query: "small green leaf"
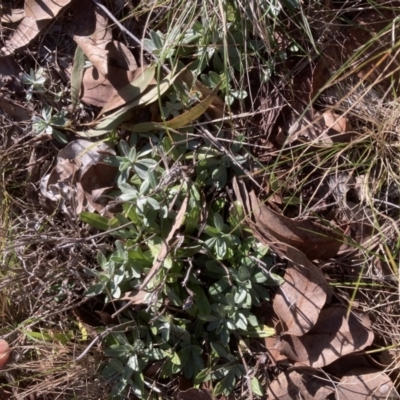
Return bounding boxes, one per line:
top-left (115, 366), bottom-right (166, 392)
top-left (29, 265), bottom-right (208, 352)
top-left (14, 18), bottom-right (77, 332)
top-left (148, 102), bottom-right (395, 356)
top-left (80, 212), bottom-right (109, 230)
top-left (251, 377), bottom-right (264, 396)
top-left (213, 213), bottom-right (224, 232)
top-left (214, 369), bottom-right (236, 396)
top-left (84, 283), bottom-right (106, 296)
top-left (195, 368), bottom-right (212, 384)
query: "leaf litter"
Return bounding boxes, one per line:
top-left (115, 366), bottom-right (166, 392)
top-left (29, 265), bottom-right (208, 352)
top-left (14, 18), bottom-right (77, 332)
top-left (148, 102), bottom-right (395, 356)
top-left (3, 0), bottom-right (400, 398)
top-left (40, 139), bottom-right (116, 217)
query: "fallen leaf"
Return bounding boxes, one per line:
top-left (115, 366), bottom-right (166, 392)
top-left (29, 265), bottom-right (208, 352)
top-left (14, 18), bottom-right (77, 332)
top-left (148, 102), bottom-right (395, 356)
top-left (267, 369), bottom-right (335, 400)
top-left (99, 66), bottom-right (155, 116)
top-left (1, 0), bottom-right (71, 55)
top-left (72, 0), bottom-right (111, 77)
top-left (232, 177), bottom-right (345, 260)
top-left (127, 82), bottom-right (222, 132)
top-left (177, 388), bottom-right (213, 400)
top-left (277, 305), bottom-right (374, 368)
top-left (318, 110), bottom-right (353, 143)
top-left (80, 65), bottom-right (137, 108)
top-left (1, 8), bottom-right (25, 24)
top-left (40, 140), bottom-right (116, 217)
top-left (1, 17), bottom-right (48, 55)
top-left (24, 0), bottom-right (71, 20)
top-left (273, 246), bottom-right (329, 336)
top-left (267, 372), bottom-right (292, 400)
top-left (265, 336), bottom-right (288, 365)
top-left (80, 162), bottom-right (117, 213)
top-left (81, 66), bottom-right (180, 137)
top-left (336, 368), bottom-right (394, 400)
top-left (106, 40), bottom-right (137, 71)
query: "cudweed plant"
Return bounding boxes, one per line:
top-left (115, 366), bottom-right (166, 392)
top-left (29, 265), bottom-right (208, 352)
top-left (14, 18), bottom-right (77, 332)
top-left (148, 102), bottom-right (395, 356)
top-left (32, 105), bottom-right (69, 144)
top-left (81, 131), bottom-right (281, 399)
top-left (22, 67), bottom-right (46, 100)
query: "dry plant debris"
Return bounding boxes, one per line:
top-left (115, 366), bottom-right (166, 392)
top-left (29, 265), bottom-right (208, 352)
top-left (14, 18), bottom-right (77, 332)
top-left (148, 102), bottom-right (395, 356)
top-left (2, 0), bottom-right (400, 399)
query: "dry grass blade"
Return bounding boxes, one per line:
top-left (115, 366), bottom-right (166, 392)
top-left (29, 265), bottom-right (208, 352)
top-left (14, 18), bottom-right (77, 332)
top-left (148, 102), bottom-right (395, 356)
top-left (139, 196), bottom-right (188, 290)
top-left (70, 45), bottom-right (86, 113)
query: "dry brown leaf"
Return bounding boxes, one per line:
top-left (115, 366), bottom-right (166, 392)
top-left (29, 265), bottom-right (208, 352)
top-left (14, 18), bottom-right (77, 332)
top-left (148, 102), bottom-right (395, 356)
top-left (319, 110), bottom-right (353, 143)
top-left (233, 177), bottom-right (344, 260)
top-left (80, 162), bottom-right (117, 214)
top-left (140, 196), bottom-right (189, 290)
top-left (1, 0), bottom-right (71, 55)
top-left (287, 370), bottom-right (334, 400)
top-left (177, 388), bottom-right (213, 400)
top-left (277, 305), bottom-right (374, 368)
top-left (25, 0), bottom-right (71, 20)
top-left (72, 0), bottom-right (112, 77)
top-left (1, 8), bottom-right (25, 24)
top-left (107, 41), bottom-right (137, 71)
top-left (248, 189), bottom-right (343, 260)
top-left (40, 140), bottom-right (116, 217)
top-left (265, 336), bottom-right (288, 365)
top-left (267, 369), bottom-right (334, 400)
top-left (273, 246), bottom-right (329, 336)
top-left (336, 368), bottom-right (394, 400)
top-left (267, 372), bottom-right (292, 400)
top-left (324, 353), bottom-right (376, 378)
top-left (80, 65), bottom-right (137, 108)
top-left (1, 17), bottom-right (48, 55)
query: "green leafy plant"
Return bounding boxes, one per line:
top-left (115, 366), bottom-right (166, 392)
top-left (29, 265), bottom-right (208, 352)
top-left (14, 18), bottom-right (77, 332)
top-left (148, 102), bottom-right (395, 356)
top-left (32, 105), bottom-right (69, 144)
top-left (22, 67), bottom-right (46, 100)
top-left (81, 133), bottom-right (280, 398)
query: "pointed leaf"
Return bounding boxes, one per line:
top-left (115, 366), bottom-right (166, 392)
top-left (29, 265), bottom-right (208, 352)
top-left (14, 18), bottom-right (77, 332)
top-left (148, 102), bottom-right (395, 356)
top-left (71, 45), bottom-right (86, 112)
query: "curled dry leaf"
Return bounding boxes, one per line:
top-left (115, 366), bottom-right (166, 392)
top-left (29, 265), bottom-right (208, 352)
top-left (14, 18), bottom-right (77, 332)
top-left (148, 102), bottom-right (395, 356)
top-left (277, 305), bottom-right (374, 368)
top-left (40, 139), bottom-right (116, 217)
top-left (273, 246), bottom-right (329, 336)
top-left (336, 368), bottom-right (394, 400)
top-left (267, 369), bottom-right (335, 400)
top-left (232, 176), bottom-right (344, 260)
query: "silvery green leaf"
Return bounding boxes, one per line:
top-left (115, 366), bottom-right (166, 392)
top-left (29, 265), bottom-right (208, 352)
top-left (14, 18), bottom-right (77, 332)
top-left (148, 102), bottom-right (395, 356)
top-left (118, 140), bottom-right (131, 158)
top-left (52, 129), bottom-right (68, 144)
